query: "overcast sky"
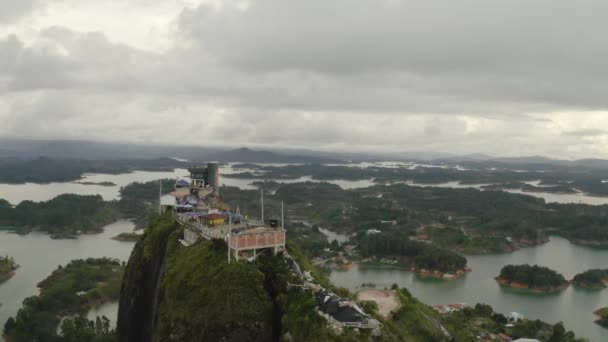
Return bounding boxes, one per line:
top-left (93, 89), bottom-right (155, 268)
top-left (1, 0), bottom-right (608, 158)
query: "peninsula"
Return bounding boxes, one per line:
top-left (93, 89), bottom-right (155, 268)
top-left (3, 258), bottom-right (125, 341)
top-left (0, 255), bottom-right (18, 284)
top-left (595, 307), bottom-right (608, 328)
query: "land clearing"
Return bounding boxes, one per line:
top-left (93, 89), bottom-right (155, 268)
top-left (357, 289), bottom-right (400, 318)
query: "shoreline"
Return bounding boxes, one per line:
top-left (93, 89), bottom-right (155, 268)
top-left (594, 308), bottom-right (608, 328)
top-left (0, 270), bottom-right (17, 283)
top-left (412, 267), bottom-right (472, 280)
top-left (359, 260), bottom-right (471, 281)
top-left (570, 239), bottom-right (608, 248)
top-left (495, 277), bottom-right (569, 293)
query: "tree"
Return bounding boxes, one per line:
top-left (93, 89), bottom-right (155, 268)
top-left (549, 322), bottom-right (566, 342)
top-left (474, 303), bottom-right (493, 317)
top-left (3, 317), bottom-right (16, 334)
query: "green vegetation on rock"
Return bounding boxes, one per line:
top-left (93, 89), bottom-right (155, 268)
top-left (158, 237), bottom-right (274, 341)
top-left (116, 214), bottom-right (587, 342)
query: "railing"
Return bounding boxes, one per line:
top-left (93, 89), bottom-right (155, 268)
top-left (176, 215), bottom-right (227, 241)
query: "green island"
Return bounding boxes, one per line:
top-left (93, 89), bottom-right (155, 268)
top-left (594, 307), bottom-right (608, 328)
top-left (3, 258), bottom-right (124, 341)
top-left (571, 269), bottom-right (608, 289)
top-left (116, 214), bottom-right (584, 341)
top-left (73, 181), bottom-right (117, 186)
top-left (111, 232), bottom-right (142, 242)
top-left (496, 265), bottom-right (569, 292)
top-left (0, 255), bottom-right (19, 284)
top-left (0, 195), bottom-right (123, 238)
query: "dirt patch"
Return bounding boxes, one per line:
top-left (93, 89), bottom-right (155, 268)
top-left (357, 289), bottom-right (400, 318)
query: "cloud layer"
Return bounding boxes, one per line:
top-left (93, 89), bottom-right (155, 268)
top-left (1, 0), bottom-right (608, 158)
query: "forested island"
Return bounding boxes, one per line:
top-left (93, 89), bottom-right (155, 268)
top-left (73, 181), bottom-right (116, 186)
top-left (3, 258), bottom-right (124, 341)
top-left (595, 307), bottom-right (608, 328)
top-left (0, 195), bottom-right (122, 238)
top-left (496, 265), bottom-right (569, 292)
top-left (111, 232), bottom-right (142, 242)
top-left (0, 255), bottom-right (19, 284)
top-left (571, 269), bottom-right (608, 289)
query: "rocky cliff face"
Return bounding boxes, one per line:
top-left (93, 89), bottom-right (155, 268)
top-left (116, 216), bottom-right (173, 342)
top-left (116, 215), bottom-right (277, 342)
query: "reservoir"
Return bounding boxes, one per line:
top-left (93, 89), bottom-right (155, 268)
top-left (1, 164), bottom-right (607, 205)
top-left (2, 165), bottom-right (608, 340)
top-left (0, 220), bottom-right (136, 333)
top-left (330, 236), bottom-right (608, 341)
top-left (0, 165), bottom-right (375, 205)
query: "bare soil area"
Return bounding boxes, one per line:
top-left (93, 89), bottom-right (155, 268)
top-left (357, 289), bottom-right (400, 318)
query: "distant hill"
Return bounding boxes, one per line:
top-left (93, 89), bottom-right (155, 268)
top-left (206, 147), bottom-right (339, 163)
top-left (0, 139), bottom-right (342, 164)
top-left (5, 138), bottom-right (608, 168)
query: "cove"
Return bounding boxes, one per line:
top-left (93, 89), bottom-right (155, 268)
top-left (330, 236), bottom-right (608, 341)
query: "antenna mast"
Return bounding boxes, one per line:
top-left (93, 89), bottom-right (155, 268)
top-left (281, 201), bottom-right (284, 230)
top-left (260, 190), bottom-right (264, 223)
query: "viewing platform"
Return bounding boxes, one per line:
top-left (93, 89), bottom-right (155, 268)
top-left (176, 213), bottom-right (286, 262)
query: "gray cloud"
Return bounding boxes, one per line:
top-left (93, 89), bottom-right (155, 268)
top-left (178, 0), bottom-right (608, 110)
top-left (1, 0), bottom-right (608, 158)
top-left (0, 0), bottom-right (39, 23)
top-left (562, 129), bottom-right (608, 137)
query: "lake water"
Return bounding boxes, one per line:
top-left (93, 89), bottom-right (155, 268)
top-left (330, 236), bottom-right (608, 341)
top-left (0, 165), bottom-right (377, 205)
top-left (0, 220), bottom-right (136, 334)
top-left (2, 163), bottom-right (607, 205)
top-left (1, 164), bottom-right (608, 340)
top-left (0, 169), bottom-right (191, 205)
